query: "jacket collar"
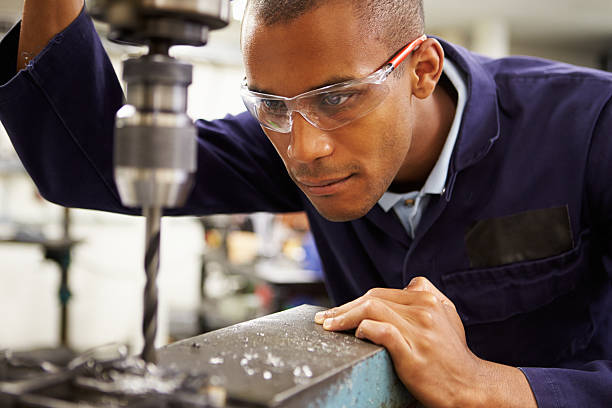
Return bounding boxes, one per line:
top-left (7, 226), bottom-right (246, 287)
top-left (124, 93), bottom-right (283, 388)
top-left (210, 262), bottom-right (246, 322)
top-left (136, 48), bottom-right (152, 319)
top-left (364, 204), bottom-right (412, 248)
top-left (436, 38), bottom-right (501, 175)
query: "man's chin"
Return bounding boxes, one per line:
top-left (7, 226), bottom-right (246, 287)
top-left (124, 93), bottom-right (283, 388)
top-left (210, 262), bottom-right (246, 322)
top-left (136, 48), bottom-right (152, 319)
top-left (309, 198), bottom-right (375, 222)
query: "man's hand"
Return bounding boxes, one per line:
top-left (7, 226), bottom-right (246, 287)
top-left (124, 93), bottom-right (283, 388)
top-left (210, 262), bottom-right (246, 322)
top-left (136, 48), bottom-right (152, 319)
top-left (314, 277), bottom-right (537, 408)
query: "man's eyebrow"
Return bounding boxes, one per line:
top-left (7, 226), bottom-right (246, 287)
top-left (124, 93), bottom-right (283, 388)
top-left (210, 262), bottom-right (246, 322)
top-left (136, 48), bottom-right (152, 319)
top-left (248, 75), bottom-right (358, 96)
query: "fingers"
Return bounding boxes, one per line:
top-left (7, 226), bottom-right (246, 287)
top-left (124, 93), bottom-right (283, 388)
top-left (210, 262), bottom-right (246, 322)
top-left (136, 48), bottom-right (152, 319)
top-left (314, 297), bottom-right (364, 324)
top-left (314, 286), bottom-right (434, 324)
top-left (319, 296), bottom-right (422, 334)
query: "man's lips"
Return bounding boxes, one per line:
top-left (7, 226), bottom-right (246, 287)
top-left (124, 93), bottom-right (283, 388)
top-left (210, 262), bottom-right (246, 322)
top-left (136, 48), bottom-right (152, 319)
top-left (295, 174), bottom-right (354, 196)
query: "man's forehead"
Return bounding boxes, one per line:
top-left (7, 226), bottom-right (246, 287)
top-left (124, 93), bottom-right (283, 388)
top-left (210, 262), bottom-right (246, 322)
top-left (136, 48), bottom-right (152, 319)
top-left (241, 4), bottom-right (386, 97)
top-left (246, 74), bottom-right (360, 96)
top-left (244, 45), bottom-right (379, 98)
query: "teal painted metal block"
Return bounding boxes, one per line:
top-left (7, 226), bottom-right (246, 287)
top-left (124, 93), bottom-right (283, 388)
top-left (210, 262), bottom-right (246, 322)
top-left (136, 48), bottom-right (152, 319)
top-left (159, 304), bottom-right (415, 407)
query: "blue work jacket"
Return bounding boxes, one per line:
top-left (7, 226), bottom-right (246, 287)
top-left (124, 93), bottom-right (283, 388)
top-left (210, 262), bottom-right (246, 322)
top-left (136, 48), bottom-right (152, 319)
top-left (1, 8), bottom-right (612, 408)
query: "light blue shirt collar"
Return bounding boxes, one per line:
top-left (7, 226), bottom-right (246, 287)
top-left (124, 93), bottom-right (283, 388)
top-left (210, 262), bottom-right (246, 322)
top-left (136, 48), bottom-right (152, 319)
top-left (378, 190), bottom-right (416, 212)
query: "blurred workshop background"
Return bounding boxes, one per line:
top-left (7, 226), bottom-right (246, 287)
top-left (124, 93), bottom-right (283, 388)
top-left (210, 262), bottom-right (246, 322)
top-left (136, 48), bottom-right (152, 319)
top-left (0, 0), bottom-right (611, 354)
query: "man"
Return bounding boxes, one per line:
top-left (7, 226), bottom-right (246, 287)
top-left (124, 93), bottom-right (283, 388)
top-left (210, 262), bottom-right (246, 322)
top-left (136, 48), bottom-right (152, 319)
top-left (1, 0), bottom-right (611, 406)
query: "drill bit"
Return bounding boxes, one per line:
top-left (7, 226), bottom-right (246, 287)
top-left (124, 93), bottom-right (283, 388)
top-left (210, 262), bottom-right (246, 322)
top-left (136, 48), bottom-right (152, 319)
top-left (142, 206), bottom-right (162, 364)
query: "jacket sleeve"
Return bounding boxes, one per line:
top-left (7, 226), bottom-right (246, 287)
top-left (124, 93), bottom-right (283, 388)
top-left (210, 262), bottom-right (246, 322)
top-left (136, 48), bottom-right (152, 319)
top-left (519, 94), bottom-right (612, 407)
top-left (0, 6), bottom-right (303, 216)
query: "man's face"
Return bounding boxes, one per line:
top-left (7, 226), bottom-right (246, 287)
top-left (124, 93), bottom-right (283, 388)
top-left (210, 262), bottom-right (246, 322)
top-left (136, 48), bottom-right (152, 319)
top-left (241, 2), bottom-right (416, 222)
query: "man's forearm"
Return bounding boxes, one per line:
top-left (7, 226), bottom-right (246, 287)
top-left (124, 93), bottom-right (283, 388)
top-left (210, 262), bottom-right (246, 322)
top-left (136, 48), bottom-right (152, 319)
top-left (17, 0), bottom-right (84, 70)
top-left (470, 360), bottom-right (537, 408)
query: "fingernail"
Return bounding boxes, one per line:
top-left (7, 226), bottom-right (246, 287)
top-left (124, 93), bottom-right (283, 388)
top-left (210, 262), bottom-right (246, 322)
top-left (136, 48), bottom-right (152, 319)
top-left (355, 327), bottom-right (364, 339)
top-left (405, 278), bottom-right (418, 290)
top-left (323, 318), bottom-right (333, 330)
top-left (314, 312), bottom-right (326, 324)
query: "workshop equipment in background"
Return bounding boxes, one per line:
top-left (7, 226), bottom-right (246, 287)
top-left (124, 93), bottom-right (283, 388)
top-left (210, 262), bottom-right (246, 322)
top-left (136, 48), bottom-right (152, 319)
top-left (89, 0), bottom-right (231, 364)
top-left (194, 215), bottom-right (331, 335)
top-left (0, 207), bottom-right (81, 348)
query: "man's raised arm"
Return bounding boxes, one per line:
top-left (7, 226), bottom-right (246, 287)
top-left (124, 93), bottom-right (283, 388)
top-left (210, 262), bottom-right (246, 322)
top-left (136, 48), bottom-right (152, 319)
top-left (17, 0), bottom-right (84, 70)
top-left (0, 3), bottom-right (303, 216)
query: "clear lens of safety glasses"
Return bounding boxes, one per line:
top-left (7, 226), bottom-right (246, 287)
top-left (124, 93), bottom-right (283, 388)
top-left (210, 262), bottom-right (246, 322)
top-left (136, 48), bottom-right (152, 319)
top-left (241, 69), bottom-right (392, 133)
top-left (240, 34), bottom-right (427, 133)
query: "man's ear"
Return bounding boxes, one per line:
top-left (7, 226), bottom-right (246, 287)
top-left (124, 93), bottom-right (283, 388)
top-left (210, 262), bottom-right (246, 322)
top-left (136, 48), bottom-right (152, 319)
top-left (409, 38), bottom-right (444, 99)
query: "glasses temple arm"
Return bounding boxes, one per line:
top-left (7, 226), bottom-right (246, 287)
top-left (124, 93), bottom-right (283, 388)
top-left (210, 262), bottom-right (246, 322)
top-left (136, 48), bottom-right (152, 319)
top-left (387, 34), bottom-right (428, 71)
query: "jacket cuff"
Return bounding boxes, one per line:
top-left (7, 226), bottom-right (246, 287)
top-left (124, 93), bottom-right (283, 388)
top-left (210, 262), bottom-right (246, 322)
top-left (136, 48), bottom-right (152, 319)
top-left (0, 4), bottom-right (88, 101)
top-left (520, 367), bottom-right (565, 408)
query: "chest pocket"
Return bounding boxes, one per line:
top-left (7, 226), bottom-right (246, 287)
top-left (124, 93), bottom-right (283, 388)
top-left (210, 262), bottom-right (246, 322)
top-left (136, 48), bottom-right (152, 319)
top-left (441, 230), bottom-right (595, 366)
top-left (465, 206), bottom-right (574, 268)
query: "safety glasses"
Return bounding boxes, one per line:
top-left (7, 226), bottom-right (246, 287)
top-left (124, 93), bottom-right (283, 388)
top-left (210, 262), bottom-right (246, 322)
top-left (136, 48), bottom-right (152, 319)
top-left (240, 35), bottom-right (427, 133)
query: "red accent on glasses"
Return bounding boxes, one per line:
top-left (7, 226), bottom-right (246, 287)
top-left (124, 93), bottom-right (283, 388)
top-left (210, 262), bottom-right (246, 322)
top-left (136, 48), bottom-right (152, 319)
top-left (387, 34), bottom-right (428, 71)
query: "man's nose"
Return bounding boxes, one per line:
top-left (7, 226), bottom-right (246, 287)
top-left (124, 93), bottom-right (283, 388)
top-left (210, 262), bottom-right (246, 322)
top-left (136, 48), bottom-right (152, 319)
top-left (287, 113), bottom-right (334, 163)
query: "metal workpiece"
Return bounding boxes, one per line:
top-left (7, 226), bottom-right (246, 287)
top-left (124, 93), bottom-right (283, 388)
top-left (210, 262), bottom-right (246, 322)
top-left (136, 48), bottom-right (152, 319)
top-left (159, 305), bottom-right (415, 408)
top-left (0, 306), bottom-right (413, 406)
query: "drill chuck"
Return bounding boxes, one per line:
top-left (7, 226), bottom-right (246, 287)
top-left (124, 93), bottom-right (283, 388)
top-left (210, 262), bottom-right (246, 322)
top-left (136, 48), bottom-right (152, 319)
top-left (115, 55), bottom-right (196, 208)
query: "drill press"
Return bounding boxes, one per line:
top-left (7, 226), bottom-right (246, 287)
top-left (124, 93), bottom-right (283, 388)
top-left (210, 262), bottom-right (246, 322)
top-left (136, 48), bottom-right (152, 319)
top-left (89, 0), bottom-right (231, 364)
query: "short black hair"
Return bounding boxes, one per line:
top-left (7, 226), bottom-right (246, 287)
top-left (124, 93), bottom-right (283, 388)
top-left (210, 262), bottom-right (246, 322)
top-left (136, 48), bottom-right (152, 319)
top-left (245, 0), bottom-right (425, 55)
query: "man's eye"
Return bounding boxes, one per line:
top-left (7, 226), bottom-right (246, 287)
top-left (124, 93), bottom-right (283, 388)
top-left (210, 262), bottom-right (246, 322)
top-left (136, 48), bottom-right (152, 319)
top-left (262, 100), bottom-right (286, 112)
top-left (321, 93), bottom-right (351, 106)
top-left (321, 94), bottom-right (351, 106)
